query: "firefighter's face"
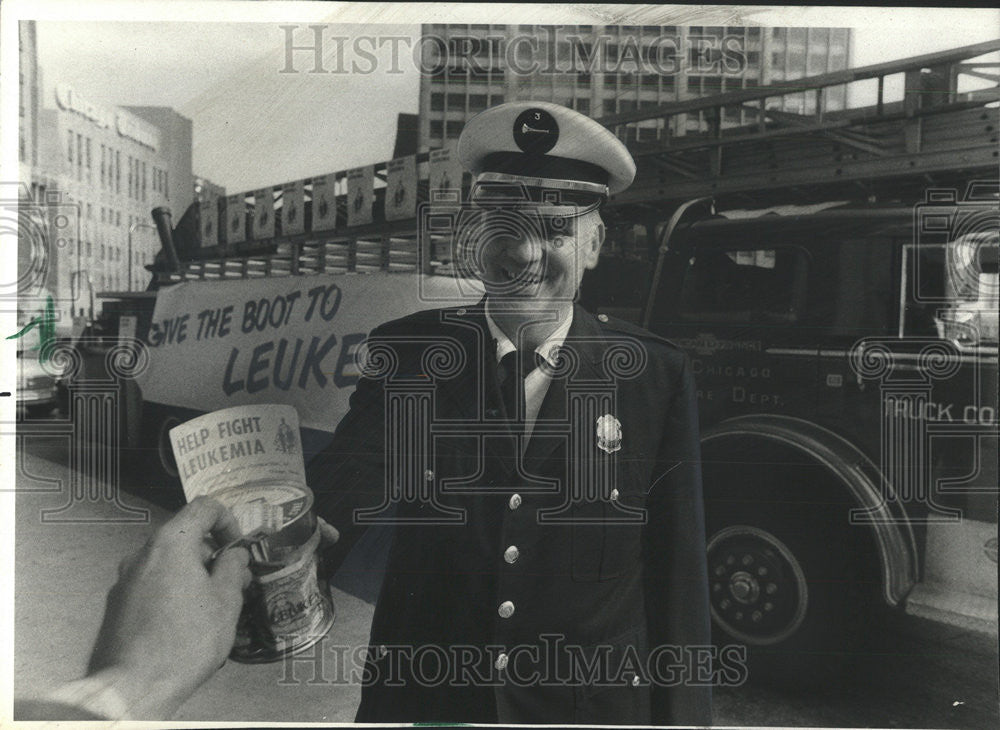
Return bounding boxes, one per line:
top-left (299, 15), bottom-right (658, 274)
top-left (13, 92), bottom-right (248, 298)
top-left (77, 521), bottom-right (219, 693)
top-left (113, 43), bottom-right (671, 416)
top-left (476, 208), bottom-right (604, 306)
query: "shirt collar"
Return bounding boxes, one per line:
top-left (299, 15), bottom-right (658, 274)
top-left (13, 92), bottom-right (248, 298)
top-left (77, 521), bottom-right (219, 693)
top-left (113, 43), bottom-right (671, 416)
top-left (483, 299), bottom-right (573, 369)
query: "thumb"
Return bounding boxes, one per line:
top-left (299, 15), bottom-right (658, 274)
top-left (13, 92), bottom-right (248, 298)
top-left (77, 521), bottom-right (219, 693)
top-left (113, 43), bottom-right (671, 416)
top-left (211, 546), bottom-right (252, 605)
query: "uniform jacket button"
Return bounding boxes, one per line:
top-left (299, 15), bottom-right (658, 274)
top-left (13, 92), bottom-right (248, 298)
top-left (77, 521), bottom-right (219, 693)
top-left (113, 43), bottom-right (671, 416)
top-left (597, 313), bottom-right (609, 323)
top-left (610, 488), bottom-right (619, 501)
top-left (424, 469), bottom-right (434, 482)
top-left (498, 601), bottom-right (515, 619)
top-left (509, 493), bottom-right (522, 510)
top-left (504, 545), bottom-right (520, 564)
top-left (495, 653), bottom-right (509, 670)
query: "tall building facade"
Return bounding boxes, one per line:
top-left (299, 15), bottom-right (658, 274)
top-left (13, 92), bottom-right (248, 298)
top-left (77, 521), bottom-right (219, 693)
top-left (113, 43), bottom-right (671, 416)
top-left (18, 21), bottom-right (41, 183)
top-left (28, 81), bottom-right (196, 325)
top-left (418, 24), bottom-right (852, 151)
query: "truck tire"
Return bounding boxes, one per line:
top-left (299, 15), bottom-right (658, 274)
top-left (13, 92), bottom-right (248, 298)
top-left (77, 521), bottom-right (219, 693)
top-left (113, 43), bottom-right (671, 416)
top-left (133, 402), bottom-right (188, 508)
top-left (704, 462), bottom-right (876, 690)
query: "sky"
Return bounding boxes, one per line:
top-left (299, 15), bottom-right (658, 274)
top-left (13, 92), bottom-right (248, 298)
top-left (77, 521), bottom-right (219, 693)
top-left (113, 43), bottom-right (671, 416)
top-left (17, 3), bottom-right (1000, 194)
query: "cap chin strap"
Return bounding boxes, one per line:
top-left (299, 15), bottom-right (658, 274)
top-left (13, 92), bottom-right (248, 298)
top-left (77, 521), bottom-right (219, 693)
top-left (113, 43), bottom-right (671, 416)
top-left (471, 172), bottom-right (607, 217)
top-left (475, 171), bottom-right (609, 197)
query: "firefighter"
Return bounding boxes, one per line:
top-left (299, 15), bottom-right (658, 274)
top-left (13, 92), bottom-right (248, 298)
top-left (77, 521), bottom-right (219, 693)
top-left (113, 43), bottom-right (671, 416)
top-left (308, 101), bottom-right (711, 725)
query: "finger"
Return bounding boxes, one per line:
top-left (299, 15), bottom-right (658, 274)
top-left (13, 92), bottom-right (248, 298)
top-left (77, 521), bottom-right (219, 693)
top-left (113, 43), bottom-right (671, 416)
top-left (211, 546), bottom-right (253, 596)
top-left (167, 497), bottom-right (242, 547)
top-left (317, 516), bottom-right (340, 545)
top-left (199, 536), bottom-right (216, 565)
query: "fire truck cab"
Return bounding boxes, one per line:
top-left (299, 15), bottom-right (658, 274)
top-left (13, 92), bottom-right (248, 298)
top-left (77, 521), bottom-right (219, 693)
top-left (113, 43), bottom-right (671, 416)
top-left (582, 186), bottom-right (999, 680)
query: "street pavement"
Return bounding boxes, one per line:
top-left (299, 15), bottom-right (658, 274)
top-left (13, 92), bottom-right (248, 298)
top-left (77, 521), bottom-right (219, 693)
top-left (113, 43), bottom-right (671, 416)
top-left (12, 435), bottom-right (1000, 726)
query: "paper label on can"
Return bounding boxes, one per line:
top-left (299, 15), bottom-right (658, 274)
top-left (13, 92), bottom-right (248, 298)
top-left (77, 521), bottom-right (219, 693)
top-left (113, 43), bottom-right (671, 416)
top-left (254, 529), bottom-right (331, 654)
top-left (169, 404), bottom-right (306, 501)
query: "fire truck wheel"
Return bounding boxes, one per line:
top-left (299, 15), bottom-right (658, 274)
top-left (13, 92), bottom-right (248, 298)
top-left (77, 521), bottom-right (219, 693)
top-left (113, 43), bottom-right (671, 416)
top-left (134, 403), bottom-right (185, 502)
top-left (705, 476), bottom-right (875, 689)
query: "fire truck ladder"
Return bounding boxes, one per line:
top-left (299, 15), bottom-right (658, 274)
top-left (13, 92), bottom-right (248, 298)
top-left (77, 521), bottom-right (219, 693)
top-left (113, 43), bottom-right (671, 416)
top-left (151, 40), bottom-right (999, 287)
top-left (602, 38), bottom-right (1000, 214)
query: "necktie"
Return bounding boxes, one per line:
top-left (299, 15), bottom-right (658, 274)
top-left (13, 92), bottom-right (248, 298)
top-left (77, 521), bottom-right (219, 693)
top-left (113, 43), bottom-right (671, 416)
top-left (496, 349), bottom-right (539, 426)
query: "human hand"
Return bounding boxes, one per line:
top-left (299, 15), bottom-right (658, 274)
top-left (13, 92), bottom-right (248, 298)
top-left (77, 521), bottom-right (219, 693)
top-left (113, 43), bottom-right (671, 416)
top-left (84, 497), bottom-right (252, 718)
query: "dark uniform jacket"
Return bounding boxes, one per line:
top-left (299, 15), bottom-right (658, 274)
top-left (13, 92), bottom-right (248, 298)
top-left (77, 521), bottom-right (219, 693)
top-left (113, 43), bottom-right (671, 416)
top-left (307, 300), bottom-right (711, 726)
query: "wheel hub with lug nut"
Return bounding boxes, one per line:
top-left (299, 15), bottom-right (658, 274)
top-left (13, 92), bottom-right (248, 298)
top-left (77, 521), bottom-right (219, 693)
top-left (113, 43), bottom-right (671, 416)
top-left (729, 571), bottom-right (760, 604)
top-left (706, 525), bottom-right (809, 646)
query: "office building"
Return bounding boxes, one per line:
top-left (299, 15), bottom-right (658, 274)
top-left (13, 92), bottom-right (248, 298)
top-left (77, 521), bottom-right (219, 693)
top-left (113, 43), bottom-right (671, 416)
top-left (417, 24), bottom-right (852, 151)
top-left (22, 73), bottom-right (197, 325)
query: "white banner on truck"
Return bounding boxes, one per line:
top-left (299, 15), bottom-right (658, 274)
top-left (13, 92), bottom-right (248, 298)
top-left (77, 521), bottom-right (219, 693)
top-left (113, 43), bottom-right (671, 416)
top-left (253, 188), bottom-right (276, 240)
top-left (429, 146), bottom-right (462, 202)
top-left (346, 166), bottom-right (374, 227)
top-left (226, 194), bottom-right (247, 245)
top-left (385, 156), bottom-right (416, 222)
top-left (311, 173), bottom-right (337, 232)
top-left (282, 180), bottom-right (305, 236)
top-left (200, 199), bottom-right (219, 248)
top-left (136, 272), bottom-right (482, 432)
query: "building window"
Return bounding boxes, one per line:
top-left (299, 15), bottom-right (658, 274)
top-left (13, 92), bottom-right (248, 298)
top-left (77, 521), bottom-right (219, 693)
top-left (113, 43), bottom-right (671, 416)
top-left (142, 162), bottom-right (147, 202)
top-left (447, 95), bottom-right (465, 111)
top-left (164, 171), bottom-right (168, 200)
top-left (67, 130), bottom-right (73, 163)
top-left (116, 211), bottom-right (121, 227)
top-left (602, 98), bottom-right (616, 116)
top-left (574, 98), bottom-right (590, 115)
top-left (100, 244), bottom-right (105, 261)
top-left (445, 120), bottom-right (464, 138)
top-left (430, 120), bottom-right (444, 139)
top-left (431, 93), bottom-right (444, 111)
top-left (469, 93), bottom-right (487, 111)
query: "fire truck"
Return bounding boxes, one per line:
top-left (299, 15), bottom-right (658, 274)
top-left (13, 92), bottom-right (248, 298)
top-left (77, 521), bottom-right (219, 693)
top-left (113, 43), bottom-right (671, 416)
top-left (58, 40), bottom-right (998, 682)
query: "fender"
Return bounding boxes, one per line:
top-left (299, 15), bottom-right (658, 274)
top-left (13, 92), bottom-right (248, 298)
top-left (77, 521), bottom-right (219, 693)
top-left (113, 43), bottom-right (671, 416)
top-left (701, 414), bottom-right (917, 607)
